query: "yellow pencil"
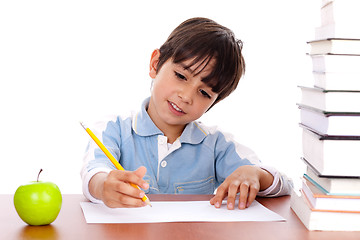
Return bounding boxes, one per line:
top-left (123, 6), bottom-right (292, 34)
top-left (80, 122), bottom-right (152, 207)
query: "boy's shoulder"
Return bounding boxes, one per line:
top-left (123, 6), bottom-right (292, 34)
top-left (196, 121), bottom-right (261, 163)
top-left (194, 121), bottom-right (242, 147)
top-left (195, 121), bottom-right (234, 139)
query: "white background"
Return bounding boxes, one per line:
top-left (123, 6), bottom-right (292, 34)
top-left (0, 0), bottom-right (321, 194)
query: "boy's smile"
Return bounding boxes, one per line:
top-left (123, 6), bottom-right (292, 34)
top-left (168, 101), bottom-right (185, 116)
top-left (147, 49), bottom-right (218, 143)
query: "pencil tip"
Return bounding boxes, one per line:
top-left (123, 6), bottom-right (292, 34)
top-left (145, 199), bottom-right (152, 207)
top-left (79, 121), bottom-right (86, 129)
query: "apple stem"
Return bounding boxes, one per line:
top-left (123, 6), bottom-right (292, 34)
top-left (37, 169), bottom-right (43, 182)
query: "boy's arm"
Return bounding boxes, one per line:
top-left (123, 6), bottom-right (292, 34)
top-left (80, 117), bottom-right (122, 203)
top-left (208, 128), bottom-right (292, 209)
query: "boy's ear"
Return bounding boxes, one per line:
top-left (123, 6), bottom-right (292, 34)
top-left (149, 49), bottom-right (160, 79)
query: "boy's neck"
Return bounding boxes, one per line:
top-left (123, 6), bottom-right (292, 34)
top-left (164, 128), bottom-right (184, 144)
top-left (152, 119), bottom-right (185, 144)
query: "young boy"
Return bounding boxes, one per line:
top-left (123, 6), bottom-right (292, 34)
top-left (81, 17), bottom-right (292, 210)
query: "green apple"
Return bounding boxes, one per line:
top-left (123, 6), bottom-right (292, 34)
top-left (14, 169), bottom-right (62, 226)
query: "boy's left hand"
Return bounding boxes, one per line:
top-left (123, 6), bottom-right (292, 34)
top-left (210, 165), bottom-right (273, 210)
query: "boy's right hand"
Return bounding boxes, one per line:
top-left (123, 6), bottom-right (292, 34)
top-left (89, 166), bottom-right (149, 208)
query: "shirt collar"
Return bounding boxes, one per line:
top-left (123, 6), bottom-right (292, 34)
top-left (132, 97), bottom-right (163, 136)
top-left (132, 97), bottom-right (208, 144)
top-left (180, 121), bottom-right (208, 145)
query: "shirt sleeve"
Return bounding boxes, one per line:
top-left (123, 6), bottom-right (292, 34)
top-left (257, 165), bottom-right (293, 197)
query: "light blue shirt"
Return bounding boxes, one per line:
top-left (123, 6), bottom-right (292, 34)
top-left (81, 98), bottom-right (291, 202)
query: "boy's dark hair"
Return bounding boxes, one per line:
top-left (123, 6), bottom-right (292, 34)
top-left (157, 17), bottom-right (245, 108)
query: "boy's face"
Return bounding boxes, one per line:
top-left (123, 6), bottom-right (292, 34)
top-left (147, 49), bottom-right (218, 133)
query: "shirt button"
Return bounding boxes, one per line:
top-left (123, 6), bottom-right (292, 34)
top-left (161, 161), bottom-right (167, 168)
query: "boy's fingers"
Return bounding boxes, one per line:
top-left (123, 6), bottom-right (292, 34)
top-left (104, 176), bottom-right (144, 199)
top-left (246, 184), bottom-right (260, 208)
top-left (111, 169), bottom-right (149, 190)
top-left (227, 181), bottom-right (240, 210)
top-left (115, 180), bottom-right (145, 198)
top-left (134, 166), bottom-right (147, 178)
top-left (106, 170), bottom-right (147, 201)
top-left (133, 166), bottom-right (149, 189)
top-left (104, 192), bottom-right (146, 208)
top-left (210, 184), bottom-right (228, 208)
top-left (238, 182), bottom-right (249, 209)
top-left (114, 192), bottom-right (146, 208)
top-left (102, 181), bottom-right (145, 208)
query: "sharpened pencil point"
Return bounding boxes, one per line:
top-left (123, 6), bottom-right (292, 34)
top-left (145, 198), bottom-right (152, 207)
top-left (80, 121), bottom-right (87, 130)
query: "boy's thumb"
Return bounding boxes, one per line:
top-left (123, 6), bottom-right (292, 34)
top-left (134, 166), bottom-right (147, 178)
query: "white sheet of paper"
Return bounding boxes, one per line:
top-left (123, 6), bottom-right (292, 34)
top-left (80, 200), bottom-right (285, 223)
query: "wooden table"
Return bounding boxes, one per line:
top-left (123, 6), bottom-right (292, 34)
top-left (1, 194), bottom-right (359, 240)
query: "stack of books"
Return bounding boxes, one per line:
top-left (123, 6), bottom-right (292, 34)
top-left (291, 0), bottom-right (360, 231)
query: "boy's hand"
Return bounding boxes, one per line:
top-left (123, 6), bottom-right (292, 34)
top-left (210, 165), bottom-right (273, 210)
top-left (89, 166), bottom-right (149, 208)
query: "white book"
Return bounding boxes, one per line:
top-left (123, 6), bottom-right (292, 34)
top-left (301, 127), bottom-right (360, 177)
top-left (315, 24), bottom-right (360, 40)
top-left (320, 0), bottom-right (360, 26)
top-left (299, 86), bottom-right (360, 112)
top-left (299, 105), bottom-right (360, 136)
top-left (308, 38), bottom-right (360, 55)
top-left (302, 179), bottom-right (360, 212)
top-left (290, 190), bottom-right (360, 231)
top-left (305, 166), bottom-right (360, 195)
top-left (310, 54), bottom-right (360, 73)
top-left (321, 0), bottom-right (331, 8)
top-left (313, 72), bottom-right (360, 91)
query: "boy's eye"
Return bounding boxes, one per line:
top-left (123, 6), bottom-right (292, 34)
top-left (175, 71), bottom-right (186, 80)
top-left (200, 89), bottom-right (211, 99)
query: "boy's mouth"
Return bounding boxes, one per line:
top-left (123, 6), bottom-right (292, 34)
top-left (168, 101), bottom-right (185, 115)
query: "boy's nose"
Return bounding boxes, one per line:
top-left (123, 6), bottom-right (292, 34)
top-left (178, 86), bottom-right (193, 105)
